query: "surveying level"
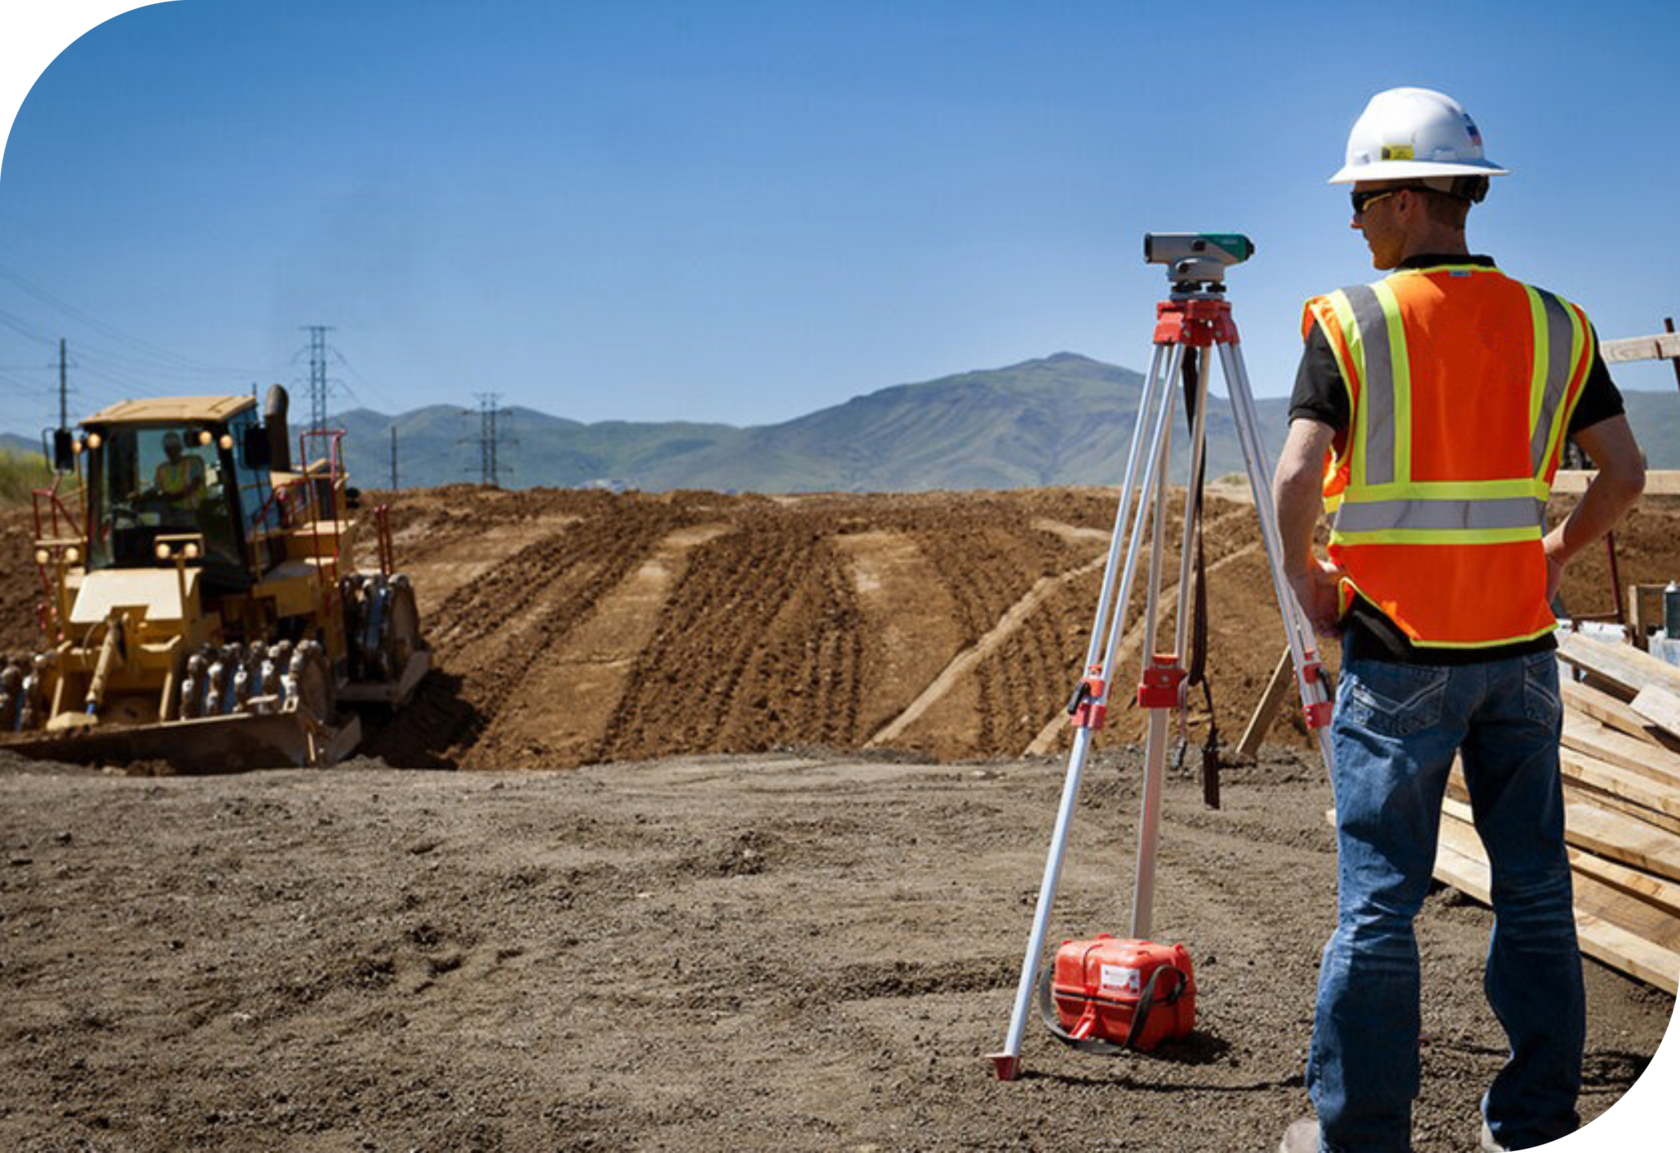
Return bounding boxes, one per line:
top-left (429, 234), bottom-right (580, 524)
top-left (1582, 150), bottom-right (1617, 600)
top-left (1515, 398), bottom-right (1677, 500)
top-left (1144, 232), bottom-right (1254, 292)
top-left (987, 232), bottom-right (1334, 1081)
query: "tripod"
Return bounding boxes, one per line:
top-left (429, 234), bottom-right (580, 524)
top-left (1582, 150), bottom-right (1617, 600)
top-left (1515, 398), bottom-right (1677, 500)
top-left (988, 234), bottom-right (1334, 1081)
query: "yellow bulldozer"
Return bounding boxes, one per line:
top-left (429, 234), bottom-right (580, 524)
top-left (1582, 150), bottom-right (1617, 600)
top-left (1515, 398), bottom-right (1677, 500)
top-left (0, 386), bottom-right (427, 771)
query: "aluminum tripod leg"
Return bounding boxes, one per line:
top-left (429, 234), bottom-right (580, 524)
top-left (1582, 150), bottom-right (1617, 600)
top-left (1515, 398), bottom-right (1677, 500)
top-left (1132, 344), bottom-right (1212, 942)
top-left (987, 339), bottom-right (1185, 1081)
top-left (1216, 342), bottom-right (1335, 770)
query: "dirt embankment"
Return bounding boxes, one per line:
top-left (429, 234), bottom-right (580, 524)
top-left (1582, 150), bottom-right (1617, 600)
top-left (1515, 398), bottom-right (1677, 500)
top-left (6, 487), bottom-right (1679, 776)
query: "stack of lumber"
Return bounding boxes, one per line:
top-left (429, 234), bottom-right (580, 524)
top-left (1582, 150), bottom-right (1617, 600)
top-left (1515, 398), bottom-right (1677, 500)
top-left (1431, 631), bottom-right (1680, 995)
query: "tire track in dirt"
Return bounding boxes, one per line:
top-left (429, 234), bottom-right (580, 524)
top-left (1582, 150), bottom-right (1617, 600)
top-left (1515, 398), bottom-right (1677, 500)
top-left (460, 522), bottom-right (733, 770)
top-left (869, 508), bottom-right (1256, 759)
top-left (595, 507), bottom-right (866, 762)
top-left (1021, 537), bottom-right (1261, 755)
top-left (887, 504), bottom-right (1084, 755)
top-left (364, 495), bottom-right (704, 768)
top-left (832, 529), bottom-right (962, 738)
top-left (865, 550), bottom-right (1108, 747)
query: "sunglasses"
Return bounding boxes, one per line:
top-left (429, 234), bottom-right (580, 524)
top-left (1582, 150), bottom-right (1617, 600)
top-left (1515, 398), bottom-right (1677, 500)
top-left (1350, 187), bottom-right (1415, 215)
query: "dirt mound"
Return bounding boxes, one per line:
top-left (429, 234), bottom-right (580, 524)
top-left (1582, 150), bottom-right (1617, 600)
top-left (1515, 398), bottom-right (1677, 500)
top-left (356, 486), bottom-right (1207, 768)
top-left (357, 485), bottom-right (1680, 772)
top-left (6, 487), bottom-right (1680, 773)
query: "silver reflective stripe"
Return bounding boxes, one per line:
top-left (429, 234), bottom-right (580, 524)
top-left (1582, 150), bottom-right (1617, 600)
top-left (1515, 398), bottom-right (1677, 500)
top-left (1345, 284), bottom-right (1395, 485)
top-left (1332, 495), bottom-right (1546, 534)
top-left (1529, 289), bottom-right (1575, 474)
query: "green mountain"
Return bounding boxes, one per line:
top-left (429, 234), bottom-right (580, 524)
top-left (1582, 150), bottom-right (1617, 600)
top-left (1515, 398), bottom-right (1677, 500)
top-left (333, 353), bottom-right (1301, 493)
top-left (12, 354), bottom-right (1674, 493)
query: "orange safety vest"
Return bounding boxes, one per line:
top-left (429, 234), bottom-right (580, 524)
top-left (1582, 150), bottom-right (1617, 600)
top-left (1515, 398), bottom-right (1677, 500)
top-left (1301, 263), bottom-right (1595, 649)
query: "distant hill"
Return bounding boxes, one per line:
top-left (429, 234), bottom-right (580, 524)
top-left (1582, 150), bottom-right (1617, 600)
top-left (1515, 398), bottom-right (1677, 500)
top-left (11, 354), bottom-right (1675, 493)
top-left (330, 352), bottom-right (1677, 493)
top-left (1, 432), bottom-right (42, 459)
top-left (332, 353), bottom-right (1300, 493)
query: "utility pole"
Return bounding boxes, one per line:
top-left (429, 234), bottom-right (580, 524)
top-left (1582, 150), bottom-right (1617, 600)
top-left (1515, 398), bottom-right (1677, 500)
top-left (58, 338), bottom-right (68, 429)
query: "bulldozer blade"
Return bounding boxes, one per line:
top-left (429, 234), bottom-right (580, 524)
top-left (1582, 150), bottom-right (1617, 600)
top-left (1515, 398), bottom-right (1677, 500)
top-left (0, 710), bottom-right (363, 774)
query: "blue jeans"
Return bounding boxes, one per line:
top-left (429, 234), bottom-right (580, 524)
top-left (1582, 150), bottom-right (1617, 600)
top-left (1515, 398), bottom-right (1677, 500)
top-left (1307, 638), bottom-right (1584, 1152)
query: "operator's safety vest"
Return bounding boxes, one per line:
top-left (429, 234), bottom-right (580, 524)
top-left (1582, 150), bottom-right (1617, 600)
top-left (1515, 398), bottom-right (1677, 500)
top-left (1302, 263), bottom-right (1595, 648)
top-left (156, 456), bottom-right (204, 507)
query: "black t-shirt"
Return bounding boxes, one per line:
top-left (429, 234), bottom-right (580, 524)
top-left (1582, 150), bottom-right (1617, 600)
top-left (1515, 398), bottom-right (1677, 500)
top-left (1288, 254), bottom-right (1627, 665)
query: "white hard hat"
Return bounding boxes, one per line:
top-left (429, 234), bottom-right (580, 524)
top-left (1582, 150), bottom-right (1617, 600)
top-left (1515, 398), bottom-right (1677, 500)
top-left (1329, 87), bottom-right (1507, 185)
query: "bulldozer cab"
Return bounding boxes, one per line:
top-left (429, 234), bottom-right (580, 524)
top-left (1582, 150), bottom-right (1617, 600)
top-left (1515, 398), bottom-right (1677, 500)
top-left (83, 400), bottom-right (278, 594)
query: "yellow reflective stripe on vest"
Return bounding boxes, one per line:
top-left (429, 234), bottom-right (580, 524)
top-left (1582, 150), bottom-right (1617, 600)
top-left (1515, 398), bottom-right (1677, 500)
top-left (1528, 287), bottom-right (1576, 474)
top-left (1337, 284), bottom-right (1398, 487)
top-left (1332, 480), bottom-right (1549, 546)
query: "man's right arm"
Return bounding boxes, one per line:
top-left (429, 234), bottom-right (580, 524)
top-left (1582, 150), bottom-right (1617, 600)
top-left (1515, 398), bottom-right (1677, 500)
top-left (1273, 417), bottom-right (1343, 636)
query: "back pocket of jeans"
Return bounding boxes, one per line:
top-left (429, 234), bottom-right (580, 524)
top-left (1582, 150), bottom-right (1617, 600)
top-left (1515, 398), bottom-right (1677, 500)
top-left (1523, 650), bottom-right (1562, 725)
top-left (1341, 661), bottom-right (1448, 738)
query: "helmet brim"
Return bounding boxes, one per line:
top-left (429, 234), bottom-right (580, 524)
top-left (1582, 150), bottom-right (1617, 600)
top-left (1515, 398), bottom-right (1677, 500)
top-left (1328, 158), bottom-right (1509, 184)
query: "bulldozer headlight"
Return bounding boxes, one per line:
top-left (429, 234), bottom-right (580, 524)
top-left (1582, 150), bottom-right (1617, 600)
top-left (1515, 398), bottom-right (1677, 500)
top-left (184, 542), bottom-right (201, 559)
top-left (218, 433), bottom-right (234, 450)
top-left (86, 432), bottom-right (102, 449)
top-left (34, 548), bottom-right (50, 566)
top-left (64, 546), bottom-right (80, 565)
top-left (155, 542), bottom-right (172, 560)
top-left (197, 429), bottom-right (214, 446)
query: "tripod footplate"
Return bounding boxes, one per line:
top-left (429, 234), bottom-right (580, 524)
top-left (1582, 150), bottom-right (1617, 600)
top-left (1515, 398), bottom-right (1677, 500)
top-left (986, 1052), bottom-right (1021, 1081)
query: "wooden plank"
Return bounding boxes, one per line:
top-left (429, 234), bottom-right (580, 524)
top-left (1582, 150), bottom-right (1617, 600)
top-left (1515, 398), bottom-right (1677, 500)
top-left (1558, 746), bottom-right (1680, 821)
top-left (1436, 808), bottom-right (1680, 994)
top-left (1569, 847), bottom-right (1680, 921)
top-left (1599, 330), bottom-right (1680, 363)
top-left (1434, 836), bottom-right (1680, 994)
top-left (1562, 714), bottom-right (1680, 789)
top-left (1550, 469), bottom-right (1680, 496)
top-left (1562, 678), bottom-right (1680, 754)
top-left (1564, 801), bottom-right (1680, 883)
top-left (1236, 647), bottom-right (1293, 759)
top-left (1631, 686), bottom-right (1680, 745)
top-left (1566, 775), bottom-right (1680, 837)
top-left (1557, 632), bottom-right (1680, 700)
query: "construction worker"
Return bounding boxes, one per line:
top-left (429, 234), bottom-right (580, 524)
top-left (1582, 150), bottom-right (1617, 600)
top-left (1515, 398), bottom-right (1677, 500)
top-left (153, 430), bottom-right (206, 511)
top-left (1273, 88), bottom-right (1645, 1153)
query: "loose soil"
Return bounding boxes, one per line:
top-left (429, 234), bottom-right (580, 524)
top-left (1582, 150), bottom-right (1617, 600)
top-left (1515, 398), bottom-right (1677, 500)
top-left (1, 485), bottom-right (1676, 1151)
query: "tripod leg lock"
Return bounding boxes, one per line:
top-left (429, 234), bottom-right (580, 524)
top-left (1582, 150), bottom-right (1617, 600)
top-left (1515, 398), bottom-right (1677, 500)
top-left (1137, 658), bottom-right (1186, 710)
top-left (1299, 661), bottom-right (1334, 730)
top-left (1068, 671), bottom-right (1108, 730)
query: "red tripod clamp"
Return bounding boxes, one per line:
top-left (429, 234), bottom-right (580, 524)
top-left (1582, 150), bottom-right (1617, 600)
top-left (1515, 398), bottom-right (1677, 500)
top-left (1300, 660), bottom-right (1333, 730)
top-left (1068, 668), bottom-right (1108, 730)
top-left (1137, 657), bottom-right (1186, 710)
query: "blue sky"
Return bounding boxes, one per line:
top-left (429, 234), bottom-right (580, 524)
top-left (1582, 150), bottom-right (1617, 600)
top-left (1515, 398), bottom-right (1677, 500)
top-left (1, 0), bottom-right (1678, 450)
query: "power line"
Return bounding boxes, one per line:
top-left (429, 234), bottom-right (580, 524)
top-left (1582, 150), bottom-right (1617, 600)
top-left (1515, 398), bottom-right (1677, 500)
top-left (0, 259), bottom-right (265, 377)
